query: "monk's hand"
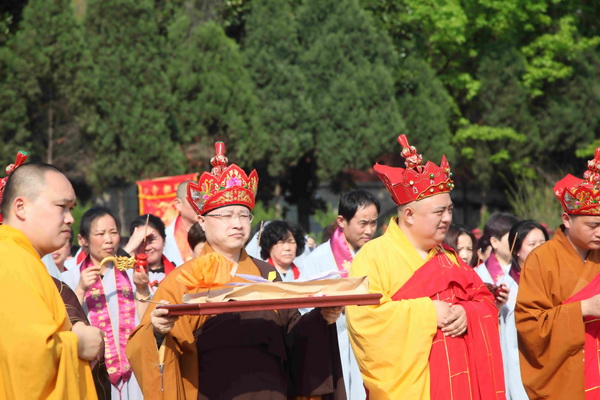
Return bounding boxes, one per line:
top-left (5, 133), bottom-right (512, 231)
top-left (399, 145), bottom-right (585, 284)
top-left (151, 300), bottom-right (179, 336)
top-left (321, 306), bottom-right (344, 325)
top-left (432, 300), bottom-right (452, 328)
top-left (72, 322), bottom-right (104, 361)
top-left (442, 304), bottom-right (468, 337)
top-left (581, 294), bottom-right (600, 317)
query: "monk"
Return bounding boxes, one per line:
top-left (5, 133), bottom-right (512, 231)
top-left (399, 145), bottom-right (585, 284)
top-left (0, 160), bottom-right (102, 399)
top-left (163, 180), bottom-right (197, 265)
top-left (516, 147), bottom-right (600, 399)
top-left (127, 142), bottom-right (346, 399)
top-left (346, 135), bottom-right (505, 400)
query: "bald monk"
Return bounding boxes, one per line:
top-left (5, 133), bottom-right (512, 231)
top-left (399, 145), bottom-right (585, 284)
top-left (347, 136), bottom-right (504, 400)
top-left (0, 162), bottom-right (102, 399)
top-left (163, 180), bottom-right (196, 265)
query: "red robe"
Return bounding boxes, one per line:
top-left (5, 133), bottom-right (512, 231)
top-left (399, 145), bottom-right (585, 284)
top-left (392, 244), bottom-right (505, 400)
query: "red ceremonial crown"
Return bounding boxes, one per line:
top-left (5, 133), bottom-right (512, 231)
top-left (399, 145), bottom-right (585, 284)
top-left (187, 142), bottom-right (258, 215)
top-left (554, 147), bottom-right (600, 215)
top-left (0, 151), bottom-right (29, 224)
top-left (374, 135), bottom-right (454, 205)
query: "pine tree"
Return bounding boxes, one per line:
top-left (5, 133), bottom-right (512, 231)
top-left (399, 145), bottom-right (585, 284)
top-left (166, 14), bottom-right (266, 168)
top-left (297, 0), bottom-right (404, 181)
top-left (85, 0), bottom-right (184, 189)
top-left (0, 0), bottom-right (96, 167)
top-left (243, 0), bottom-right (313, 177)
top-left (395, 54), bottom-right (456, 162)
top-left (0, 46), bottom-right (28, 163)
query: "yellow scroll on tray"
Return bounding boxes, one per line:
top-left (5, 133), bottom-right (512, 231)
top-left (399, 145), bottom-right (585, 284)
top-left (183, 276), bottom-right (370, 304)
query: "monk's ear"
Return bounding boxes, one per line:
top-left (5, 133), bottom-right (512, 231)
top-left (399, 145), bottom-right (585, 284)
top-left (198, 214), bottom-right (206, 231)
top-left (336, 215), bottom-right (346, 230)
top-left (12, 196), bottom-right (27, 221)
top-left (562, 213), bottom-right (572, 230)
top-left (402, 206), bottom-right (415, 225)
top-left (173, 197), bottom-right (182, 212)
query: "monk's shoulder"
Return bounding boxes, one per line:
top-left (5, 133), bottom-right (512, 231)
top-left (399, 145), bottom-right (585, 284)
top-left (0, 240), bottom-right (42, 280)
top-left (250, 256), bottom-right (278, 281)
top-left (528, 236), bottom-right (562, 263)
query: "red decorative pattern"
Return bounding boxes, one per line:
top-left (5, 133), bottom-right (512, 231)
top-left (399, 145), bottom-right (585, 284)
top-left (0, 151), bottom-right (29, 224)
top-left (374, 135), bottom-right (454, 205)
top-left (187, 142), bottom-right (258, 214)
top-left (555, 147), bottom-right (600, 215)
top-left (136, 173), bottom-right (199, 226)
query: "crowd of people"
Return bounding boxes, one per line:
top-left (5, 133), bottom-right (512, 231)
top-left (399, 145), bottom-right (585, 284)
top-left (2, 139), bottom-right (600, 400)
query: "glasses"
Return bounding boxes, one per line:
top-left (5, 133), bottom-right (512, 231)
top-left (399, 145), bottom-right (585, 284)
top-left (205, 213), bottom-right (254, 223)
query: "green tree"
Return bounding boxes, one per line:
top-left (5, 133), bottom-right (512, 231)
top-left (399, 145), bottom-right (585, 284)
top-left (283, 0), bottom-right (404, 227)
top-left (296, 0), bottom-right (404, 177)
top-left (533, 50), bottom-right (600, 167)
top-left (0, 0), bottom-right (96, 168)
top-left (166, 15), bottom-right (266, 169)
top-left (0, 46), bottom-right (28, 163)
top-left (242, 0), bottom-right (313, 217)
top-left (85, 0), bottom-right (184, 189)
top-left (394, 54), bottom-right (456, 162)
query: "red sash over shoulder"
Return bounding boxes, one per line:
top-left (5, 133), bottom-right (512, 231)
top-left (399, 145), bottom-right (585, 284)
top-left (565, 273), bottom-right (600, 399)
top-left (392, 244), bottom-right (505, 400)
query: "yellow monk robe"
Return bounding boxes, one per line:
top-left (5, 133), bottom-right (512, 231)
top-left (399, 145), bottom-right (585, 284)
top-left (347, 218), bottom-right (502, 400)
top-left (0, 225), bottom-right (97, 400)
top-left (515, 227), bottom-right (600, 400)
top-left (347, 219), bottom-right (438, 399)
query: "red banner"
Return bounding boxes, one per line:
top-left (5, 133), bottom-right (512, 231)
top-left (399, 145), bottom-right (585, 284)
top-left (137, 173), bottom-right (198, 226)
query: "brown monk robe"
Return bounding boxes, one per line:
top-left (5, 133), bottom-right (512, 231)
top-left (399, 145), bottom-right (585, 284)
top-left (126, 244), bottom-right (345, 400)
top-left (52, 278), bottom-right (112, 400)
top-left (515, 227), bottom-right (600, 399)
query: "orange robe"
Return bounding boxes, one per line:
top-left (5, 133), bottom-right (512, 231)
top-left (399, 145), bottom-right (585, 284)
top-left (515, 227), bottom-right (600, 399)
top-left (0, 225), bottom-right (97, 399)
top-left (126, 244), bottom-right (345, 399)
top-left (174, 216), bottom-right (193, 262)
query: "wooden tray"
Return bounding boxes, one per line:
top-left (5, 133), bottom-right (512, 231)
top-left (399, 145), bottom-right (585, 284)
top-left (157, 293), bottom-right (382, 316)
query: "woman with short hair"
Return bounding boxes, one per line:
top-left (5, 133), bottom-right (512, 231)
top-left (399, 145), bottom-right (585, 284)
top-left (259, 220), bottom-right (306, 281)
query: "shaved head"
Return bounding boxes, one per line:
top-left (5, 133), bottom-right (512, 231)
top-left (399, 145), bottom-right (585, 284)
top-left (1, 163), bottom-right (64, 220)
top-left (1, 163), bottom-right (76, 257)
top-left (177, 180), bottom-right (195, 201)
top-left (173, 180), bottom-right (199, 228)
top-left (397, 193), bottom-right (454, 255)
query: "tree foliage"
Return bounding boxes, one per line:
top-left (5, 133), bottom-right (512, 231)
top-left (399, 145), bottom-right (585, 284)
top-left (296, 0), bottom-right (403, 181)
top-left (0, 0), bottom-right (95, 171)
top-left (84, 0), bottom-right (184, 189)
top-left (243, 0), bottom-right (313, 177)
top-left (167, 15), bottom-right (266, 169)
top-left (2, 0), bottom-right (600, 226)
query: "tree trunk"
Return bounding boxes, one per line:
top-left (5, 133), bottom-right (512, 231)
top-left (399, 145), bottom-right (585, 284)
top-left (47, 106), bottom-right (54, 164)
top-left (274, 182), bottom-right (283, 219)
top-left (117, 186), bottom-right (126, 236)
